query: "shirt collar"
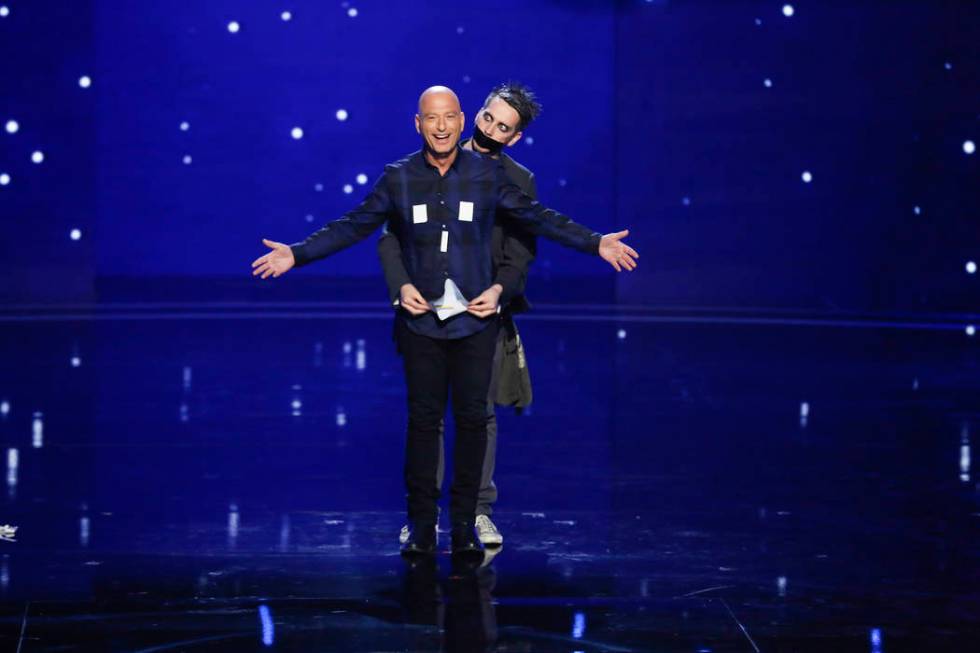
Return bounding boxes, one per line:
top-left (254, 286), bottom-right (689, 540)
top-left (417, 145), bottom-right (464, 174)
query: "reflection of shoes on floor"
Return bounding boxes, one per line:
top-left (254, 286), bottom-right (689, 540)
top-left (475, 515), bottom-right (502, 546)
top-left (451, 521), bottom-right (483, 557)
top-left (399, 524), bottom-right (410, 545)
top-left (400, 522), bottom-right (438, 557)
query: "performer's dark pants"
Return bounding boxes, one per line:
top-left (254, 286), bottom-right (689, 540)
top-left (398, 318), bottom-right (498, 525)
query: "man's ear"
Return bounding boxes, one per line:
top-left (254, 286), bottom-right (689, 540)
top-left (507, 131), bottom-right (523, 148)
top-left (415, 114), bottom-right (421, 134)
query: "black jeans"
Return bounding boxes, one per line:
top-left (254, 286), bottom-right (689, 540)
top-left (397, 318), bottom-right (499, 525)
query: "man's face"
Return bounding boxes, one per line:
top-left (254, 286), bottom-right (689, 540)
top-left (415, 92), bottom-right (464, 156)
top-left (473, 96), bottom-right (523, 150)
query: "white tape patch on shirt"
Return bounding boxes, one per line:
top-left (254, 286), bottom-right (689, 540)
top-left (412, 204), bottom-right (428, 224)
top-left (440, 230), bottom-right (449, 253)
top-left (458, 201), bottom-right (474, 222)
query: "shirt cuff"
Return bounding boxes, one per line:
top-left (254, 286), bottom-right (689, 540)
top-left (289, 243), bottom-right (310, 267)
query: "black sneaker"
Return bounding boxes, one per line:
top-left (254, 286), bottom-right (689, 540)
top-left (450, 521), bottom-right (483, 556)
top-left (400, 521), bottom-right (437, 556)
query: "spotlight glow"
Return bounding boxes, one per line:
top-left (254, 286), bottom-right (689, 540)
top-left (0, 6), bottom-right (9, 18)
top-left (343, 184), bottom-right (353, 194)
top-left (314, 183), bottom-right (324, 192)
top-left (944, 62), bottom-right (952, 70)
top-left (966, 325), bottom-right (976, 337)
top-left (31, 151), bottom-right (44, 164)
top-left (182, 155), bottom-right (192, 165)
top-left (70, 228), bottom-right (82, 241)
top-left (4, 120), bottom-right (18, 134)
top-left (78, 76), bottom-right (92, 88)
top-left (801, 171), bottom-right (813, 183)
top-left (356, 173), bottom-right (368, 185)
top-left (964, 140), bottom-right (976, 155)
top-left (0, 173), bottom-right (9, 186)
top-left (525, 136), bottom-right (534, 146)
top-left (347, 8), bottom-right (358, 18)
top-left (335, 109), bottom-right (348, 121)
top-left (291, 127), bottom-right (304, 140)
top-left (967, 261), bottom-right (977, 274)
top-left (281, 11), bottom-right (292, 21)
top-left (764, 78), bottom-right (773, 88)
top-left (913, 205), bottom-right (921, 215)
top-left (227, 21), bottom-right (240, 33)
top-left (782, 4), bottom-right (795, 17)
top-left (180, 121), bottom-right (190, 131)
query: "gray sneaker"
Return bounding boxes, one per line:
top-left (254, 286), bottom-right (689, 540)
top-left (475, 515), bottom-right (503, 546)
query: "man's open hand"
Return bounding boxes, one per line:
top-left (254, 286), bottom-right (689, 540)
top-left (599, 230), bottom-right (639, 272)
top-left (251, 239), bottom-right (295, 279)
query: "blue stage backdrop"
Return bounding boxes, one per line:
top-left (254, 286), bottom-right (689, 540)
top-left (0, 1), bottom-right (977, 312)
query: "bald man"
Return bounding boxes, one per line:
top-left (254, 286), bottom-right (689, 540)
top-left (252, 86), bottom-right (638, 557)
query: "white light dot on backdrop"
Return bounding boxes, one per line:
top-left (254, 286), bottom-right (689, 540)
top-left (456, 26), bottom-right (464, 34)
top-left (71, 356), bottom-right (81, 368)
top-left (343, 184), bottom-right (353, 194)
top-left (78, 76), bottom-right (92, 89)
top-left (782, 4), bottom-right (795, 18)
top-left (754, 18), bottom-right (762, 26)
top-left (281, 11), bottom-right (292, 21)
top-left (305, 214), bottom-right (314, 223)
top-left (347, 8), bottom-right (358, 18)
top-left (0, 173), bottom-right (9, 186)
top-left (944, 62), bottom-right (952, 71)
top-left (227, 21), bottom-right (240, 33)
top-left (964, 140), bottom-right (976, 155)
top-left (291, 127), bottom-right (304, 140)
top-left (764, 78), bottom-right (773, 88)
top-left (462, 75), bottom-right (471, 84)
top-left (314, 183), bottom-right (324, 192)
top-left (356, 173), bottom-right (368, 185)
top-left (31, 151), bottom-right (44, 164)
top-left (182, 155), bottom-right (192, 165)
top-left (180, 121), bottom-right (190, 131)
top-left (913, 205), bottom-right (922, 215)
top-left (4, 120), bottom-right (18, 134)
top-left (967, 325), bottom-right (976, 337)
top-left (525, 136), bottom-right (534, 146)
top-left (617, 329), bottom-right (627, 340)
top-left (558, 178), bottom-right (567, 187)
top-left (0, 6), bottom-right (9, 18)
top-left (682, 196), bottom-right (691, 206)
top-left (70, 228), bottom-right (82, 241)
top-left (335, 109), bottom-right (348, 122)
top-left (967, 261), bottom-right (977, 275)
top-left (801, 171), bottom-right (813, 183)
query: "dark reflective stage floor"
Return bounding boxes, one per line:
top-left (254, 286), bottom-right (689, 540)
top-left (1, 307), bottom-right (978, 651)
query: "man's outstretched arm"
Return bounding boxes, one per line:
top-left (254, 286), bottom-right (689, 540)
top-left (494, 164), bottom-right (638, 271)
top-left (252, 173), bottom-right (393, 280)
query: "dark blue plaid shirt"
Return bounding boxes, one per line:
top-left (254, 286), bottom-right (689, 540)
top-left (290, 147), bottom-right (601, 339)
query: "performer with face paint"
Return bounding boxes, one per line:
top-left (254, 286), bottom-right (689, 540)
top-left (251, 86), bottom-right (638, 558)
top-left (378, 83), bottom-right (543, 549)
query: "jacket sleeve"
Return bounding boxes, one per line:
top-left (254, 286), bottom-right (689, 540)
top-left (495, 163), bottom-right (601, 256)
top-left (493, 172), bottom-right (538, 304)
top-left (290, 173), bottom-right (393, 267)
top-left (377, 225), bottom-right (412, 304)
